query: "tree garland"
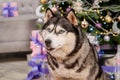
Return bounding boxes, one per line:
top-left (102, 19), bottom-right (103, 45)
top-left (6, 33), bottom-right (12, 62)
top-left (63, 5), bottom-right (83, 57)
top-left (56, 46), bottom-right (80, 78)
top-left (38, 0), bottom-right (120, 45)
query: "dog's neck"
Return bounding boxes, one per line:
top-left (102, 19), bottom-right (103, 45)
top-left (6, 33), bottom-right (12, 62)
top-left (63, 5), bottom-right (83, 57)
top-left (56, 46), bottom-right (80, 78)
top-left (50, 50), bottom-right (66, 63)
top-left (48, 35), bottom-right (76, 63)
top-left (48, 37), bottom-right (90, 65)
top-left (49, 43), bottom-right (75, 63)
top-left (47, 38), bottom-right (93, 80)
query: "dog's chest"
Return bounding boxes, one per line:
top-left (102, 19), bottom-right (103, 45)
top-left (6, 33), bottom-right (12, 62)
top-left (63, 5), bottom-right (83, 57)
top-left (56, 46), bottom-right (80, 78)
top-left (49, 63), bottom-right (90, 80)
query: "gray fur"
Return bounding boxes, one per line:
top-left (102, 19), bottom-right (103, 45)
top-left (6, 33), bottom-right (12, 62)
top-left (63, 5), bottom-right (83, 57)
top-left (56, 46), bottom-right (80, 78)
top-left (42, 8), bottom-right (110, 80)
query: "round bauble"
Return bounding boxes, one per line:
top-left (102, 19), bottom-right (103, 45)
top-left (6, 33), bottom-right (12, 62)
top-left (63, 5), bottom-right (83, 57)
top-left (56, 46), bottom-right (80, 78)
top-left (87, 27), bottom-right (94, 33)
top-left (118, 15), bottom-right (120, 22)
top-left (51, 5), bottom-right (57, 13)
top-left (95, 23), bottom-right (102, 29)
top-left (104, 35), bottom-right (110, 42)
top-left (66, 6), bottom-right (71, 12)
top-left (40, 0), bottom-right (48, 4)
top-left (112, 21), bottom-right (120, 34)
top-left (105, 15), bottom-right (112, 23)
top-left (37, 18), bottom-right (44, 23)
top-left (35, 5), bottom-right (44, 18)
top-left (81, 19), bottom-right (89, 28)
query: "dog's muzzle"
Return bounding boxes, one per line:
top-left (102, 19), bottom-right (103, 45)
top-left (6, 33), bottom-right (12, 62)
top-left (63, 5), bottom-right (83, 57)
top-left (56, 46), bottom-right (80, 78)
top-left (45, 39), bottom-right (54, 51)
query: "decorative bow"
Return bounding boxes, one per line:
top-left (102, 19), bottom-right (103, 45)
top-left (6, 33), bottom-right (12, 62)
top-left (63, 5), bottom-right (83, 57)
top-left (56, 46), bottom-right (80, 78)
top-left (3, 2), bottom-right (18, 17)
top-left (27, 31), bottom-right (49, 80)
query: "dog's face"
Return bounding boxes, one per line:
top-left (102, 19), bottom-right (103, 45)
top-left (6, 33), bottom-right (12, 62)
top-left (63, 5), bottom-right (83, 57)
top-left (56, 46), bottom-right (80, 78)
top-left (42, 9), bottom-right (79, 57)
top-left (42, 23), bottom-right (76, 51)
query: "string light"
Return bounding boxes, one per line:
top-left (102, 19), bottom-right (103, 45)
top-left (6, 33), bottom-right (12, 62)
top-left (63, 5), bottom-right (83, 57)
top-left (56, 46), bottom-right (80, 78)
top-left (84, 11), bottom-right (119, 36)
top-left (40, 0), bottom-right (120, 44)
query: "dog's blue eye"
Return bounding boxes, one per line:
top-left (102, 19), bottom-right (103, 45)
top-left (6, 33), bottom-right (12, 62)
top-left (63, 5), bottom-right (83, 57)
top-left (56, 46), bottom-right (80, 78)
top-left (47, 28), bottom-right (51, 32)
top-left (58, 30), bottom-right (65, 34)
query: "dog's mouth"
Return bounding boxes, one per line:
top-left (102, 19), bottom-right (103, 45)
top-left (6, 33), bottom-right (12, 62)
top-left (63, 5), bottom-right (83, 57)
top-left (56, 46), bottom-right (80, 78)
top-left (46, 47), bottom-right (54, 51)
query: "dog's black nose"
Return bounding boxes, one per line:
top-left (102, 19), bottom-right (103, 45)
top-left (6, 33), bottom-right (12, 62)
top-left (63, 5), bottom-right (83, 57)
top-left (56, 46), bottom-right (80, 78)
top-left (45, 39), bottom-right (51, 46)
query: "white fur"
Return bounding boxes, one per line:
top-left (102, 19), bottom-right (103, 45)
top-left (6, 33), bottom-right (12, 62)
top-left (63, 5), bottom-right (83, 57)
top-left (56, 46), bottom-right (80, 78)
top-left (42, 24), bottom-right (76, 61)
top-left (48, 39), bottom-right (91, 80)
top-left (42, 24), bottom-right (93, 80)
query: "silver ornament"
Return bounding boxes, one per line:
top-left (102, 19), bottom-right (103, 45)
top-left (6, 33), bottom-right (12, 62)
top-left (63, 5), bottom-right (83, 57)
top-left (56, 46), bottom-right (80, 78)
top-left (112, 21), bottom-right (120, 34)
top-left (35, 5), bottom-right (44, 18)
top-left (86, 34), bottom-right (99, 45)
top-left (37, 18), bottom-right (44, 23)
top-left (104, 35), bottom-right (110, 41)
top-left (92, 0), bottom-right (100, 8)
top-left (73, 0), bottom-right (83, 12)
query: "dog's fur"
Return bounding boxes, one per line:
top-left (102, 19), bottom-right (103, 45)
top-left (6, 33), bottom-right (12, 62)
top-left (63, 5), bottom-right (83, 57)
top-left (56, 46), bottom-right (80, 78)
top-left (41, 8), bottom-right (110, 80)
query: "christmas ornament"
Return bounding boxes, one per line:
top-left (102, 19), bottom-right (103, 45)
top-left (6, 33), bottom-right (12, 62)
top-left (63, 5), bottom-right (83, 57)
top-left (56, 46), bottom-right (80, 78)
top-left (40, 0), bottom-right (48, 4)
top-left (73, 0), bottom-right (83, 12)
top-left (86, 34), bottom-right (99, 45)
top-left (104, 35), bottom-right (110, 41)
top-left (96, 34), bottom-right (101, 39)
top-left (35, 5), bottom-right (44, 23)
top-left (112, 21), bottom-right (120, 34)
top-left (51, 5), bottom-right (57, 13)
top-left (59, 1), bottom-right (69, 12)
top-left (105, 15), bottom-right (112, 23)
top-left (37, 18), bottom-right (44, 23)
top-left (118, 15), bottom-right (120, 22)
top-left (41, 7), bottom-right (45, 11)
top-left (92, 0), bottom-right (100, 8)
top-left (66, 6), bottom-right (71, 12)
top-left (87, 26), bottom-right (95, 33)
top-left (95, 23), bottom-right (102, 29)
top-left (90, 27), bottom-right (94, 31)
top-left (81, 19), bottom-right (89, 28)
top-left (36, 5), bottom-right (44, 18)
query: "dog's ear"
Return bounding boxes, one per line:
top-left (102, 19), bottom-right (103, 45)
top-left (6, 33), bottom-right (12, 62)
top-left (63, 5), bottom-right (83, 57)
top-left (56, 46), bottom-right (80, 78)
top-left (67, 10), bottom-right (78, 26)
top-left (44, 8), bottom-right (54, 23)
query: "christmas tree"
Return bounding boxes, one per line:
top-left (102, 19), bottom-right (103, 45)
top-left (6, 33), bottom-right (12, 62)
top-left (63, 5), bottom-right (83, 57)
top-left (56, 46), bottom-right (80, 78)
top-left (38, 0), bottom-right (120, 47)
top-left (35, 0), bottom-right (120, 80)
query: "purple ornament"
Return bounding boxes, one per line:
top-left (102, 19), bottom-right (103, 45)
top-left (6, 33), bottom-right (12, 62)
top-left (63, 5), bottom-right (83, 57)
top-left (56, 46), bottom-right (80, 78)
top-left (66, 7), bottom-right (71, 12)
top-left (95, 23), bottom-right (102, 29)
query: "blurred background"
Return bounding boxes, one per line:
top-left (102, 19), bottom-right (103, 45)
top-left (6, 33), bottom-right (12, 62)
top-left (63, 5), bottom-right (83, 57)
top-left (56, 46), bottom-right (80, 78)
top-left (0, 0), bottom-right (120, 80)
top-left (0, 0), bottom-right (40, 80)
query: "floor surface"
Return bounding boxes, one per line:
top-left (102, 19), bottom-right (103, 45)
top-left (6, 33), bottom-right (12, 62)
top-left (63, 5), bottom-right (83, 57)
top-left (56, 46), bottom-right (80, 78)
top-left (0, 53), bottom-right (30, 80)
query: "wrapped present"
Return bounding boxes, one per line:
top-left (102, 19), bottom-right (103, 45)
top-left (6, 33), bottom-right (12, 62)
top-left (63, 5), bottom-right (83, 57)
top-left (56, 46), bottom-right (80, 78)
top-left (31, 30), bottom-right (44, 43)
top-left (30, 30), bottom-right (47, 57)
top-left (2, 2), bottom-right (18, 17)
top-left (27, 30), bottom-right (51, 80)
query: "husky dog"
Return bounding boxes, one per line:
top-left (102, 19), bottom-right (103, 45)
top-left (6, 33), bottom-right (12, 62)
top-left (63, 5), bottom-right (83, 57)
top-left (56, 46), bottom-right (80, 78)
top-left (41, 8), bottom-right (110, 80)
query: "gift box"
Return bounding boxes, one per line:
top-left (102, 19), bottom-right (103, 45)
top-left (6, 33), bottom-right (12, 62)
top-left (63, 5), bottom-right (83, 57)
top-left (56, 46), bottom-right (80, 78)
top-left (2, 2), bottom-right (18, 17)
top-left (30, 30), bottom-right (46, 57)
top-left (27, 30), bottom-right (52, 80)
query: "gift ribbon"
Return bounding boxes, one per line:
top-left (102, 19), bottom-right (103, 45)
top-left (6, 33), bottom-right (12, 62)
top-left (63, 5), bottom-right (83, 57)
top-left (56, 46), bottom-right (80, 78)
top-left (32, 54), bottom-right (47, 60)
top-left (28, 31), bottom-right (119, 79)
top-left (27, 54), bottom-right (49, 80)
top-left (30, 32), bottom-right (47, 55)
top-left (3, 2), bottom-right (18, 17)
top-left (28, 61), bottom-right (49, 74)
top-left (27, 61), bottom-right (49, 80)
top-left (30, 32), bottom-right (45, 48)
top-left (27, 60), bottom-right (49, 80)
top-left (102, 65), bottom-right (120, 74)
top-left (27, 32), bottom-right (49, 80)
top-left (102, 66), bottom-right (116, 73)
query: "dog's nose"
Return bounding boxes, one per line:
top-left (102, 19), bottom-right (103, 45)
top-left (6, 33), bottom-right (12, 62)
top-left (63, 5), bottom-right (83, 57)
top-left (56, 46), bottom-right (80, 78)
top-left (45, 39), bottom-right (51, 47)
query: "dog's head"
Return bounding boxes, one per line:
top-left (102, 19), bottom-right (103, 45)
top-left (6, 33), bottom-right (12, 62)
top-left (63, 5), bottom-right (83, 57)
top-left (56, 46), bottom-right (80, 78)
top-left (42, 8), bottom-right (83, 56)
